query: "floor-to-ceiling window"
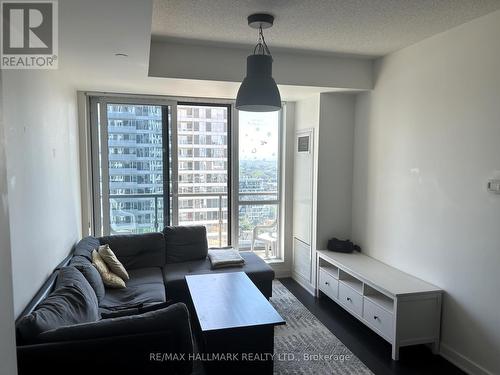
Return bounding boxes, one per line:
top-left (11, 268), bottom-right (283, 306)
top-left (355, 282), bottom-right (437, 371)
top-left (236, 111), bottom-right (281, 259)
top-left (87, 95), bottom-right (282, 260)
top-left (89, 97), bottom-right (231, 247)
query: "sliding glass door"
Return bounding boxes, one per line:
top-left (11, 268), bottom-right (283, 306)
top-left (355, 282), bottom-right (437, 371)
top-left (89, 97), bottom-right (231, 247)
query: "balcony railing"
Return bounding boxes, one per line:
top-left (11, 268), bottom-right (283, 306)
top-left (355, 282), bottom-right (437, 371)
top-left (109, 191), bottom-right (278, 250)
top-left (177, 192), bottom-right (228, 247)
top-left (109, 193), bottom-right (164, 232)
top-left (109, 192), bottom-right (228, 247)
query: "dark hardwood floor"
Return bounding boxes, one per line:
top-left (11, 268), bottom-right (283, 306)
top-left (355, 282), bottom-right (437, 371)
top-left (278, 277), bottom-right (464, 375)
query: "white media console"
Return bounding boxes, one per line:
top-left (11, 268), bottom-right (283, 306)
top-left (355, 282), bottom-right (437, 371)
top-left (316, 250), bottom-right (443, 360)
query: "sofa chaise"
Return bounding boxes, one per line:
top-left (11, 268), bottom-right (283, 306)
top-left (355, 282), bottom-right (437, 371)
top-left (15, 225), bottom-right (275, 375)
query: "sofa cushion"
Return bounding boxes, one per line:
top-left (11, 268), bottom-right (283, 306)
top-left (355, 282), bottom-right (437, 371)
top-left (55, 266), bottom-right (100, 299)
top-left (17, 267), bottom-right (99, 343)
top-left (70, 255), bottom-right (105, 302)
top-left (164, 225), bottom-right (208, 264)
top-left (99, 267), bottom-right (166, 312)
top-left (163, 252), bottom-right (274, 303)
top-left (36, 303), bottom-right (192, 346)
top-left (73, 236), bottom-right (100, 261)
top-left (100, 300), bottom-right (176, 319)
top-left (99, 233), bottom-right (166, 270)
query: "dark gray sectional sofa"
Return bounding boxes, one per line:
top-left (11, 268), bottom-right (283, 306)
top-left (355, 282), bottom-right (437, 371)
top-left (15, 226), bottom-right (275, 375)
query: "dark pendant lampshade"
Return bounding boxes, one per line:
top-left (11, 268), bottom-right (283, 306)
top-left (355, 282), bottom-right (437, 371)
top-left (236, 55), bottom-right (281, 112)
top-left (236, 13), bottom-right (282, 112)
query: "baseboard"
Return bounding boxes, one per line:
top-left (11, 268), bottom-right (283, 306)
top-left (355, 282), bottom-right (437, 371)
top-left (440, 343), bottom-right (493, 375)
top-left (291, 271), bottom-right (316, 296)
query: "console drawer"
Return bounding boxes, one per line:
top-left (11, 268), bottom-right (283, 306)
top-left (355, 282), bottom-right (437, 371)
top-left (363, 298), bottom-right (394, 340)
top-left (319, 268), bottom-right (338, 300)
top-left (338, 282), bottom-right (363, 316)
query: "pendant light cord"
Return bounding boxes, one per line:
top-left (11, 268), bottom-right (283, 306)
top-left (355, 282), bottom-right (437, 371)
top-left (253, 25), bottom-right (271, 56)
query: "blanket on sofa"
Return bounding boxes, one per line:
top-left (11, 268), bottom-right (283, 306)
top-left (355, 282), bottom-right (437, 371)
top-left (208, 249), bottom-right (245, 269)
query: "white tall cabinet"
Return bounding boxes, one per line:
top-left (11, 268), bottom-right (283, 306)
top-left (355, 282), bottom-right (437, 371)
top-left (292, 129), bottom-right (314, 285)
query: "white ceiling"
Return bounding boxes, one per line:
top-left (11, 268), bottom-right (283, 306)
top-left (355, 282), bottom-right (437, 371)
top-left (152, 0), bottom-right (500, 57)
top-left (58, 0), bottom-right (340, 101)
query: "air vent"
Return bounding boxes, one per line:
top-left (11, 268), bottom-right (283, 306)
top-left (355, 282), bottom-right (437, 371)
top-left (297, 135), bottom-right (310, 153)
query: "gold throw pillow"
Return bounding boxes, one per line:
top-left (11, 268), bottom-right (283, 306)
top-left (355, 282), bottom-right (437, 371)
top-left (91, 250), bottom-right (126, 289)
top-left (98, 244), bottom-right (130, 281)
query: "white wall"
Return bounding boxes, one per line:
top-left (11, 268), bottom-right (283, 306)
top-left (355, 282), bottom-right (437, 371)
top-left (352, 9), bottom-right (500, 375)
top-left (317, 93), bottom-right (355, 249)
top-left (294, 95), bottom-right (320, 132)
top-left (0, 71), bottom-right (18, 375)
top-left (149, 41), bottom-right (373, 90)
top-left (309, 93), bottom-right (356, 290)
top-left (2, 70), bottom-right (81, 316)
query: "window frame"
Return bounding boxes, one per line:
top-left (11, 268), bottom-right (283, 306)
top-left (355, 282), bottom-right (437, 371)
top-left (89, 96), bottom-right (176, 236)
top-left (87, 95), bottom-right (234, 243)
top-left (82, 93), bottom-right (284, 261)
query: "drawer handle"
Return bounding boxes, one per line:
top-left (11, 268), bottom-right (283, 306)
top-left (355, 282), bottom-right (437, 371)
top-left (346, 297), bottom-right (352, 302)
top-left (325, 281), bottom-right (329, 285)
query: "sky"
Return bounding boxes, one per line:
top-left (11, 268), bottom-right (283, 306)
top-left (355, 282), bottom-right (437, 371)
top-left (239, 111), bottom-right (279, 161)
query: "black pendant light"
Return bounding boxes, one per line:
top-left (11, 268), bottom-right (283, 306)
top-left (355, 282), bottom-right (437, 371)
top-left (236, 13), bottom-right (281, 112)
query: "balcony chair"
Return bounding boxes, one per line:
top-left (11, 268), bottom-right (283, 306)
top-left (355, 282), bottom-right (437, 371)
top-left (250, 220), bottom-right (278, 259)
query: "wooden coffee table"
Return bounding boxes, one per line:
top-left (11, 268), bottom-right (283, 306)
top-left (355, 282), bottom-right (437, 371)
top-left (185, 272), bottom-right (285, 374)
